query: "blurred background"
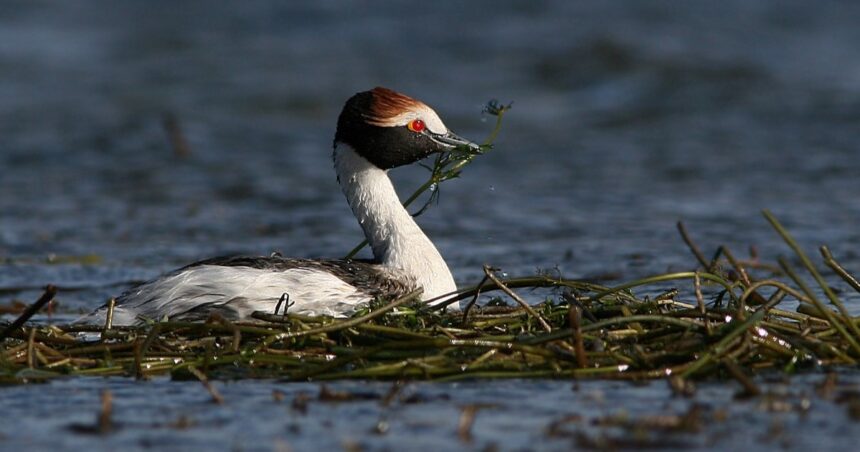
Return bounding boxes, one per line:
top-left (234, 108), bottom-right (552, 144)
top-left (1, 0), bottom-right (859, 315)
top-left (2, 2), bottom-right (860, 450)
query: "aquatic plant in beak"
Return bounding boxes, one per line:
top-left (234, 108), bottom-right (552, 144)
top-left (345, 99), bottom-right (511, 258)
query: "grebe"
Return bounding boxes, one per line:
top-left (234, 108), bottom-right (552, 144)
top-left (79, 87), bottom-right (476, 325)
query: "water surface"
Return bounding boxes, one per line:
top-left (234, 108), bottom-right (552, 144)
top-left (2, 1), bottom-right (860, 449)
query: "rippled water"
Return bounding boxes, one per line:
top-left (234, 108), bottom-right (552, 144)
top-left (3, 375), bottom-right (860, 450)
top-left (2, 0), bottom-right (860, 449)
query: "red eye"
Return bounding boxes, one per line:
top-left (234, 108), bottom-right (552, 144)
top-left (407, 119), bottom-right (425, 133)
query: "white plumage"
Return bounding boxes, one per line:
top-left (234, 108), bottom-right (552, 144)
top-left (334, 144), bottom-right (457, 302)
top-left (84, 265), bottom-right (379, 325)
top-left (78, 87), bottom-right (473, 325)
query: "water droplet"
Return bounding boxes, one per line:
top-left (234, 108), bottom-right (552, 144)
top-left (429, 183), bottom-right (437, 192)
top-left (374, 421), bottom-right (389, 434)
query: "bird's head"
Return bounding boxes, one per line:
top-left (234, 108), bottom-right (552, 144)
top-left (334, 87), bottom-right (476, 169)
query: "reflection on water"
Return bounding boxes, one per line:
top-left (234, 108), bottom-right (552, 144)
top-left (1, 0), bottom-right (860, 449)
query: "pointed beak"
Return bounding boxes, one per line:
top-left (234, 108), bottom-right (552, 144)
top-left (430, 130), bottom-right (480, 151)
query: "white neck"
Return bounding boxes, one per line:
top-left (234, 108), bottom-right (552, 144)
top-left (333, 144), bottom-right (457, 304)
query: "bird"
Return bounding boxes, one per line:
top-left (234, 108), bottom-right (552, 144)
top-left (79, 87), bottom-right (476, 325)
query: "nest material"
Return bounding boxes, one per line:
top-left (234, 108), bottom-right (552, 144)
top-left (1, 212), bottom-right (858, 386)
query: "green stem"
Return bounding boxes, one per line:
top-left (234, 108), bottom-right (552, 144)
top-left (345, 106), bottom-right (509, 259)
top-left (256, 289), bottom-right (423, 349)
top-left (763, 210), bottom-right (860, 352)
top-left (779, 257), bottom-right (860, 358)
top-left (587, 272), bottom-right (739, 304)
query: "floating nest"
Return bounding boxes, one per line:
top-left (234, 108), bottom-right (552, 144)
top-left (2, 211), bottom-right (858, 391)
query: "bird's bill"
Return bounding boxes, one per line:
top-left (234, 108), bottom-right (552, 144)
top-left (430, 130), bottom-right (480, 151)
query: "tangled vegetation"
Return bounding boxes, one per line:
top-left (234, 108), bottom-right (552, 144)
top-left (2, 211), bottom-right (858, 388)
top-left (2, 101), bottom-right (859, 389)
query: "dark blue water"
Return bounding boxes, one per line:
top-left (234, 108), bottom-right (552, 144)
top-left (2, 0), bottom-right (860, 449)
top-left (2, 375), bottom-right (860, 451)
